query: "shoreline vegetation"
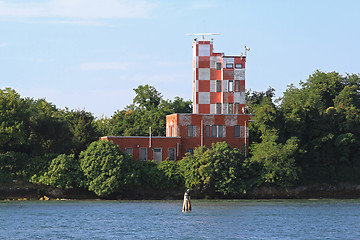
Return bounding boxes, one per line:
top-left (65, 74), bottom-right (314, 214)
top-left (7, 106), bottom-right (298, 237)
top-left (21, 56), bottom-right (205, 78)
top-left (2, 181), bottom-right (360, 200)
top-left (2, 71), bottom-right (360, 200)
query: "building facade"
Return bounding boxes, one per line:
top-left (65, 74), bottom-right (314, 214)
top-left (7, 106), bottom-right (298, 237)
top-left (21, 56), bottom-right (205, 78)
top-left (101, 37), bottom-right (252, 161)
top-left (192, 39), bottom-right (246, 114)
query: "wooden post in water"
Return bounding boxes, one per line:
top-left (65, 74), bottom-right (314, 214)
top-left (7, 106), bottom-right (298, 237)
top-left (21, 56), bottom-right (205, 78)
top-left (182, 189), bottom-right (191, 212)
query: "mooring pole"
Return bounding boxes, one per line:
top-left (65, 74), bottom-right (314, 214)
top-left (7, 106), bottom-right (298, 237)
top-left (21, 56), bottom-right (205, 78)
top-left (182, 189), bottom-right (191, 212)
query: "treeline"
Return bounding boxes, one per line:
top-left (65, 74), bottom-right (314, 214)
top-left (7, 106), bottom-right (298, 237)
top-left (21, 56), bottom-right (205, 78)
top-left (0, 85), bottom-right (191, 187)
top-left (248, 70), bottom-right (360, 185)
top-left (1, 71), bottom-right (360, 198)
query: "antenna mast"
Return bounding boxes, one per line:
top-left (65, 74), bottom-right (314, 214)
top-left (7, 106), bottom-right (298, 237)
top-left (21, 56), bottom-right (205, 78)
top-left (186, 33), bottom-right (220, 40)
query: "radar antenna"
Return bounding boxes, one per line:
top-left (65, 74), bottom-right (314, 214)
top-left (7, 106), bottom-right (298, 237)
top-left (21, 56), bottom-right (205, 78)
top-left (186, 33), bottom-right (220, 41)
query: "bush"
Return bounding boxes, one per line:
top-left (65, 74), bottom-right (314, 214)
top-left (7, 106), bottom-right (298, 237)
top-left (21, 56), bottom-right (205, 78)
top-left (38, 154), bottom-right (84, 189)
top-left (79, 140), bottom-right (136, 196)
top-left (178, 142), bottom-right (252, 196)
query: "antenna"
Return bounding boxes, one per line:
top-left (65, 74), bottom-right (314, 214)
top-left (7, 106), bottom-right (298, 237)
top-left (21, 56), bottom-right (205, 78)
top-left (186, 33), bottom-right (220, 41)
top-left (244, 46), bottom-right (250, 56)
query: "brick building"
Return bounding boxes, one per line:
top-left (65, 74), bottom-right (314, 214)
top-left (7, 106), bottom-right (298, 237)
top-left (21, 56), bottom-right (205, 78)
top-left (101, 36), bottom-right (252, 162)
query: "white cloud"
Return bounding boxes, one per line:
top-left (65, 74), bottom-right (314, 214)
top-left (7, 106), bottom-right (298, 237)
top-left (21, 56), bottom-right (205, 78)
top-left (0, 0), bottom-right (156, 19)
top-left (46, 20), bottom-right (107, 26)
top-left (0, 43), bottom-right (8, 47)
top-left (80, 62), bottom-right (132, 71)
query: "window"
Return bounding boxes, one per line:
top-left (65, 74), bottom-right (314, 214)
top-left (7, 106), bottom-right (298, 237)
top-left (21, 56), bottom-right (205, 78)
top-left (234, 125), bottom-right (241, 137)
top-left (228, 103), bottom-right (233, 114)
top-left (216, 80), bottom-right (221, 92)
top-left (235, 103), bottom-right (240, 114)
top-left (139, 148), bottom-right (147, 161)
top-left (153, 148), bottom-right (162, 163)
top-left (216, 103), bottom-right (222, 114)
top-left (218, 125), bottom-right (224, 137)
top-left (235, 80), bottom-right (240, 92)
top-left (187, 125), bottom-right (194, 137)
top-left (216, 62), bottom-right (221, 70)
top-left (235, 64), bottom-right (243, 69)
top-left (212, 125), bottom-right (224, 137)
top-left (125, 148), bottom-right (133, 156)
top-left (229, 80), bottom-right (233, 92)
top-left (212, 125), bottom-right (217, 137)
top-left (186, 148), bottom-right (194, 155)
top-left (226, 63), bottom-right (233, 69)
top-left (205, 125), bottom-right (210, 137)
top-left (168, 148), bottom-right (175, 161)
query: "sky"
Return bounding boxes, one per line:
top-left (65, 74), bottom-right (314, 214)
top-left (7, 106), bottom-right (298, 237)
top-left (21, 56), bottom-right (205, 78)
top-left (1, 0), bottom-right (360, 118)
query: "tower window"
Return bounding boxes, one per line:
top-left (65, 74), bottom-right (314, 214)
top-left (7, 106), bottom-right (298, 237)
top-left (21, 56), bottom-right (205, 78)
top-left (235, 103), bottom-right (240, 114)
top-left (228, 103), bottom-right (233, 114)
top-left (205, 125), bottom-right (210, 137)
top-left (212, 125), bottom-right (217, 137)
top-left (216, 62), bottom-right (222, 70)
top-left (235, 80), bottom-right (240, 92)
top-left (187, 125), bottom-right (194, 137)
top-left (234, 125), bottom-right (241, 137)
top-left (216, 103), bottom-right (222, 114)
top-left (235, 64), bottom-right (243, 69)
top-left (212, 125), bottom-right (224, 137)
top-left (226, 63), bottom-right (233, 69)
top-left (218, 125), bottom-right (224, 137)
top-left (229, 80), bottom-right (233, 92)
top-left (216, 80), bottom-right (221, 92)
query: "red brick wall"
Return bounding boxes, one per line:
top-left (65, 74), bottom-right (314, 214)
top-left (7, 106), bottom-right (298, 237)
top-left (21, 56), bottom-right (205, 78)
top-left (101, 136), bottom-right (181, 162)
top-left (166, 113), bottom-right (252, 157)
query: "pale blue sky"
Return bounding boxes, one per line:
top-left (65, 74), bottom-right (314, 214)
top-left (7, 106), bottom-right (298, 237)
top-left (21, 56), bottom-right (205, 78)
top-left (1, 0), bottom-right (359, 117)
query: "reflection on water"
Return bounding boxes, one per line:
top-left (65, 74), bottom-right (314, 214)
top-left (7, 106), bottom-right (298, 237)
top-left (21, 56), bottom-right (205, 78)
top-left (1, 199), bottom-right (360, 239)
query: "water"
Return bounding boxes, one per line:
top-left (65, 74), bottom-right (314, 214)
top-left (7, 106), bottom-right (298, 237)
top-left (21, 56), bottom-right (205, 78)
top-left (1, 199), bottom-right (360, 239)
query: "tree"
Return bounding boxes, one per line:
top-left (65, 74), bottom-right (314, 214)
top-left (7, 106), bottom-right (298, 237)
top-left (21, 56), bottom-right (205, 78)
top-left (250, 130), bottom-right (299, 187)
top-left (0, 88), bottom-right (29, 153)
top-left (27, 99), bottom-right (72, 155)
top-left (79, 140), bottom-right (135, 196)
top-left (278, 71), bottom-right (360, 183)
top-left (130, 84), bottom-right (162, 111)
top-left (169, 97), bottom-right (192, 113)
top-left (64, 109), bottom-right (99, 156)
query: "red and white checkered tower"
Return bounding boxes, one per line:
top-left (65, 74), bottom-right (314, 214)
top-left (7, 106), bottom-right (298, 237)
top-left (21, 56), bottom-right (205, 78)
top-left (189, 33), bottom-right (248, 115)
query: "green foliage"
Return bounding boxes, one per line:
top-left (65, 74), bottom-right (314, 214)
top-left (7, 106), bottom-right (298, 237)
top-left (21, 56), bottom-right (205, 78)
top-left (157, 160), bottom-right (184, 188)
top-left (131, 160), bottom-right (183, 190)
top-left (38, 154), bottom-right (84, 190)
top-left (63, 109), bottom-right (99, 155)
top-left (131, 84), bottom-right (163, 111)
top-left (169, 96), bottom-right (192, 113)
top-left (179, 142), bottom-right (254, 195)
top-left (79, 140), bottom-right (136, 196)
top-left (101, 85), bottom-right (192, 137)
top-left (0, 88), bottom-right (29, 153)
top-left (27, 99), bottom-right (72, 155)
top-left (3, 70), bottom-right (360, 197)
top-left (28, 153), bottom-right (60, 182)
top-left (0, 152), bottom-right (28, 183)
top-left (250, 131), bottom-right (299, 187)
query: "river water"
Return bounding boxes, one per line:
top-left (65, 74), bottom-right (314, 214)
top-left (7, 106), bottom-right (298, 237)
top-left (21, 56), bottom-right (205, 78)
top-left (1, 199), bottom-right (359, 239)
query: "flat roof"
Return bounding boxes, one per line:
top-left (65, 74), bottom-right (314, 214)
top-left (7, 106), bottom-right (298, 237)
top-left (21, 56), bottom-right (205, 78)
top-left (101, 136), bottom-right (181, 139)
